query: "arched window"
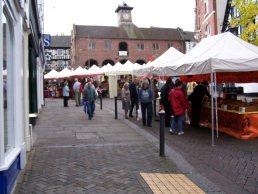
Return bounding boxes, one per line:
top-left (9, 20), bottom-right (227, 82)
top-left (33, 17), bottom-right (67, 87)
top-left (118, 42), bottom-right (128, 56)
top-left (135, 59), bottom-right (146, 65)
top-left (205, 24), bottom-right (212, 37)
top-left (120, 59), bottom-right (127, 64)
top-left (85, 59), bottom-right (98, 68)
top-left (204, 0), bottom-right (209, 15)
top-left (119, 42), bottom-right (128, 51)
top-left (102, 59), bottom-right (115, 66)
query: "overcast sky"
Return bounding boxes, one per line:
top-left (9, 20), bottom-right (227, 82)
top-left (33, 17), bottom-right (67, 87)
top-left (44, 0), bottom-right (196, 35)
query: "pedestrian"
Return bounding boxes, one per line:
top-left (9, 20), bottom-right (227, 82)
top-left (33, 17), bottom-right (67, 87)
top-left (139, 79), bottom-right (153, 127)
top-left (160, 77), bottom-right (174, 127)
top-left (121, 82), bottom-right (131, 119)
top-left (129, 78), bottom-right (139, 118)
top-left (84, 81), bottom-right (96, 120)
top-left (188, 80), bottom-right (211, 128)
top-left (63, 81), bottom-right (70, 107)
top-left (73, 78), bottom-right (81, 106)
top-left (169, 79), bottom-right (189, 135)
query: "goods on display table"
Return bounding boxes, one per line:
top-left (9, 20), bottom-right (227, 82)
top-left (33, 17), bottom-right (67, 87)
top-left (199, 97), bottom-right (258, 140)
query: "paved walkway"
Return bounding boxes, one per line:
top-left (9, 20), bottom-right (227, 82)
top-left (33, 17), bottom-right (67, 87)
top-left (14, 99), bottom-right (222, 194)
top-left (101, 98), bottom-right (258, 194)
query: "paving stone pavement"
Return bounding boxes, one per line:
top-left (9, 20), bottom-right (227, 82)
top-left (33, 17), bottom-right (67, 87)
top-left (101, 98), bottom-right (258, 194)
top-left (14, 99), bottom-right (223, 194)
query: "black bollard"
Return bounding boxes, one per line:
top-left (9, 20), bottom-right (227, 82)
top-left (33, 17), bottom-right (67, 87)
top-left (115, 97), bottom-right (118, 119)
top-left (159, 110), bottom-right (165, 157)
top-left (100, 92), bottom-right (103, 110)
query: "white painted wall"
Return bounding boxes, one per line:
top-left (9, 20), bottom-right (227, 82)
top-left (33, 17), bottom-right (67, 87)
top-left (216, 0), bottom-right (227, 33)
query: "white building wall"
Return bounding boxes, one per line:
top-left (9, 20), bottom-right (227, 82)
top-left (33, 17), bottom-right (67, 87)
top-left (0, 0), bottom-right (27, 172)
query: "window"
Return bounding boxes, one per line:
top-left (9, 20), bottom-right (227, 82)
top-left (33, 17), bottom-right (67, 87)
top-left (88, 42), bottom-right (96, 49)
top-left (167, 42), bottom-right (174, 49)
top-left (56, 49), bottom-right (63, 56)
top-left (104, 41), bottom-right (112, 50)
top-left (204, 0), bottom-right (209, 15)
top-left (205, 24), bottom-right (212, 37)
top-left (152, 43), bottom-right (159, 50)
top-left (137, 43), bottom-right (144, 50)
top-left (57, 60), bottom-right (65, 68)
top-left (2, 5), bottom-right (13, 153)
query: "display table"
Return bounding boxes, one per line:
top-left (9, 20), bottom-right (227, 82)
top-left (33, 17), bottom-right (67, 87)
top-left (200, 106), bottom-right (258, 140)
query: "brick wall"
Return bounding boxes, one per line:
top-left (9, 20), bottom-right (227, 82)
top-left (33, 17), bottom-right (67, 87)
top-left (71, 37), bottom-right (185, 69)
top-left (196, 0), bottom-right (217, 38)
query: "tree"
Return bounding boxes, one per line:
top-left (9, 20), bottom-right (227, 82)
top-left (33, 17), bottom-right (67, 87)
top-left (230, 0), bottom-right (258, 45)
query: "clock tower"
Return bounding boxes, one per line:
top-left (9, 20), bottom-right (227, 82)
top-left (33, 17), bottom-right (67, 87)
top-left (115, 2), bottom-right (134, 26)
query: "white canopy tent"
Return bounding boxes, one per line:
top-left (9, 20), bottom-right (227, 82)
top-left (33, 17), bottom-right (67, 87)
top-left (138, 47), bottom-right (184, 76)
top-left (115, 60), bottom-right (135, 75)
top-left (71, 66), bottom-right (88, 77)
top-left (44, 69), bottom-right (59, 79)
top-left (101, 63), bottom-right (113, 74)
top-left (85, 65), bottom-right (103, 76)
top-left (56, 68), bottom-right (73, 79)
top-left (107, 62), bottom-right (123, 76)
top-left (156, 32), bottom-right (258, 145)
top-left (159, 32), bottom-right (258, 76)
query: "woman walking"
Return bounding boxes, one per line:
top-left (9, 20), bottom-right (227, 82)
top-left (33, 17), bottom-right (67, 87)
top-left (63, 81), bottom-right (70, 107)
top-left (139, 79), bottom-right (153, 127)
top-left (169, 79), bottom-right (189, 135)
top-left (121, 82), bottom-right (131, 119)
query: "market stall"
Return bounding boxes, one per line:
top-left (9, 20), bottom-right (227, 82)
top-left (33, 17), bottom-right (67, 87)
top-left (140, 47), bottom-right (183, 76)
top-left (156, 32), bottom-right (258, 142)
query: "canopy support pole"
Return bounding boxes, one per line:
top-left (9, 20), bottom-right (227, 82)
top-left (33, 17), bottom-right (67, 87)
top-left (210, 71), bottom-right (215, 146)
top-left (214, 72), bottom-right (219, 138)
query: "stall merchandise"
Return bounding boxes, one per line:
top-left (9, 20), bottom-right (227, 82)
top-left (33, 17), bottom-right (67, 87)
top-left (200, 106), bottom-right (258, 140)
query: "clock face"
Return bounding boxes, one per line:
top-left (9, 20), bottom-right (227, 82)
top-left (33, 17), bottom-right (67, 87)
top-left (123, 13), bottom-right (130, 20)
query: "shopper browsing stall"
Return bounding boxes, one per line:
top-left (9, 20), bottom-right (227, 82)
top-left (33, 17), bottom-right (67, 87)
top-left (188, 81), bottom-right (211, 128)
top-left (160, 77), bottom-right (174, 127)
top-left (63, 81), bottom-right (70, 107)
top-left (169, 79), bottom-right (189, 135)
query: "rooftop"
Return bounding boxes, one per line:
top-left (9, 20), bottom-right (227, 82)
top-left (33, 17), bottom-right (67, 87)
top-left (50, 36), bottom-right (71, 48)
top-left (74, 25), bottom-right (188, 41)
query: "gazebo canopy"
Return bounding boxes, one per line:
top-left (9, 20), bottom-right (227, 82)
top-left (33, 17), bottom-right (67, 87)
top-left (161, 32), bottom-right (258, 77)
top-left (86, 65), bottom-right (103, 76)
top-left (56, 68), bottom-right (73, 79)
top-left (44, 69), bottom-right (59, 79)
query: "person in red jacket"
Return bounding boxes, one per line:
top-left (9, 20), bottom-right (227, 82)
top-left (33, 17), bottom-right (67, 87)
top-left (168, 79), bottom-right (189, 135)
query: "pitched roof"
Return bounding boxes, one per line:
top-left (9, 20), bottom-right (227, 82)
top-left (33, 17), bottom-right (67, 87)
top-left (181, 31), bottom-right (197, 41)
top-left (50, 36), bottom-right (71, 48)
top-left (74, 24), bottom-right (184, 41)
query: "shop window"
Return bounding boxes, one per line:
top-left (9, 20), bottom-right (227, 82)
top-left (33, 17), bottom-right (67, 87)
top-left (2, 5), bottom-right (13, 153)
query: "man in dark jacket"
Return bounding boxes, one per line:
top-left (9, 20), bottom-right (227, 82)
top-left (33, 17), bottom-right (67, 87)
top-left (129, 79), bottom-right (139, 117)
top-left (188, 81), bottom-right (211, 128)
top-left (160, 77), bottom-right (174, 127)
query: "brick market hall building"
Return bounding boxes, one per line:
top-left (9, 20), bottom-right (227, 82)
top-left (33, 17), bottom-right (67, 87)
top-left (71, 3), bottom-right (196, 69)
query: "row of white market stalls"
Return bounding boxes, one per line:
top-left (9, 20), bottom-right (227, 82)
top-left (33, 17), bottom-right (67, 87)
top-left (136, 32), bottom-right (258, 143)
top-left (44, 32), bottom-right (258, 143)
